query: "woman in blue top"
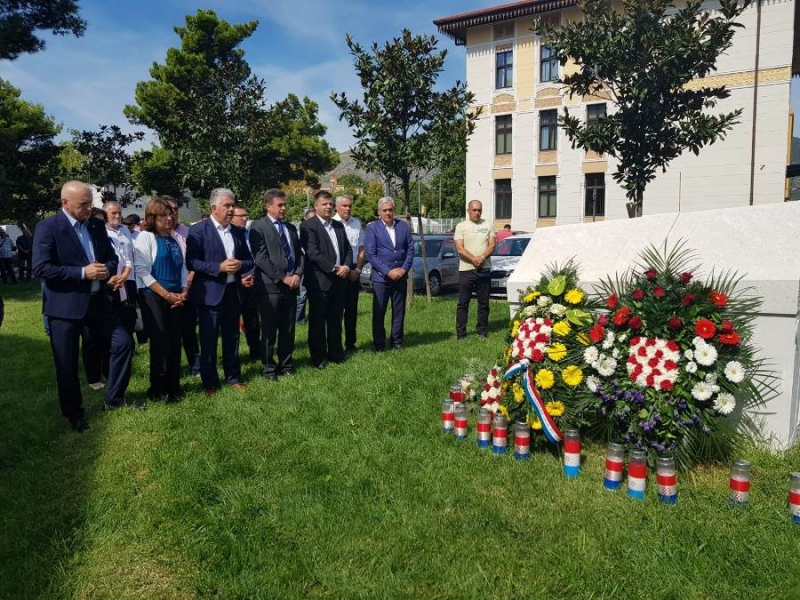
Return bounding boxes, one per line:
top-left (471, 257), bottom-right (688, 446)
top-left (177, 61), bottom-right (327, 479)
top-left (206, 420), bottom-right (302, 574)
top-left (134, 197), bottom-right (188, 402)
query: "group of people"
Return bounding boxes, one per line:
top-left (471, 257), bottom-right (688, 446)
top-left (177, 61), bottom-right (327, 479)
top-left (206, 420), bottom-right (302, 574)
top-left (34, 180), bottom-right (477, 433)
top-left (0, 225), bottom-right (33, 284)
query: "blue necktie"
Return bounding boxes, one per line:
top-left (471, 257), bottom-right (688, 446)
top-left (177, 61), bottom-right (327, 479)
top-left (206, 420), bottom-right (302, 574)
top-left (75, 221), bottom-right (99, 292)
top-left (278, 221), bottom-right (294, 273)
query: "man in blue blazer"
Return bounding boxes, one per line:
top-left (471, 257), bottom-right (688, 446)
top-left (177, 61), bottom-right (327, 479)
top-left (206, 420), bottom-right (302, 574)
top-left (186, 188), bottom-right (254, 395)
top-left (33, 180), bottom-right (134, 432)
top-left (364, 197), bottom-right (414, 351)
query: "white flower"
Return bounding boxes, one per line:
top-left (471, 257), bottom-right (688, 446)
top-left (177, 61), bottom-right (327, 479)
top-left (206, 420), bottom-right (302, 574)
top-left (586, 375), bottom-right (600, 393)
top-left (602, 331), bottom-right (615, 350)
top-left (611, 347), bottom-right (620, 360)
top-left (705, 373), bottom-right (718, 384)
top-left (691, 381), bottom-right (714, 401)
top-left (724, 361), bottom-right (745, 384)
top-left (537, 295), bottom-right (552, 307)
top-left (695, 344), bottom-right (718, 367)
top-left (685, 361), bottom-right (697, 374)
top-left (597, 356), bottom-right (617, 377)
top-left (713, 393), bottom-right (736, 415)
top-left (711, 385), bottom-right (720, 393)
top-left (521, 305), bottom-right (537, 318)
top-left (584, 347), bottom-right (600, 364)
top-left (549, 303), bottom-right (566, 316)
top-left (485, 401), bottom-right (499, 414)
top-left (692, 336), bottom-right (705, 348)
top-left (684, 349), bottom-right (694, 361)
top-left (617, 334), bottom-right (627, 343)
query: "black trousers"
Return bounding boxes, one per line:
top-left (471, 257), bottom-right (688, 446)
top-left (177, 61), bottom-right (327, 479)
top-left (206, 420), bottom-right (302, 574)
top-left (0, 257), bottom-right (16, 284)
top-left (372, 277), bottom-right (407, 350)
top-left (307, 284), bottom-right (344, 366)
top-left (140, 290), bottom-right (184, 399)
top-left (197, 284), bottom-right (242, 389)
top-left (456, 269), bottom-right (490, 338)
top-left (18, 255), bottom-right (32, 280)
top-left (342, 277), bottom-right (360, 350)
top-left (48, 294), bottom-right (134, 421)
top-left (257, 287), bottom-right (298, 376)
top-left (240, 285), bottom-right (261, 359)
top-left (181, 300), bottom-right (200, 374)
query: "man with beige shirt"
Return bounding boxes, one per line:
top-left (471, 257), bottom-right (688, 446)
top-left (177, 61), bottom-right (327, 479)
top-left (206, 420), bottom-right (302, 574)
top-left (454, 200), bottom-right (495, 340)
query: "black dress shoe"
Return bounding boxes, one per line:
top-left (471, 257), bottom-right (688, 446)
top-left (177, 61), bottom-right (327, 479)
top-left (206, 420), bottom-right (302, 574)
top-left (70, 417), bottom-right (90, 433)
top-left (316, 360), bottom-right (328, 370)
top-left (104, 398), bottom-right (126, 410)
top-left (279, 369), bottom-right (294, 377)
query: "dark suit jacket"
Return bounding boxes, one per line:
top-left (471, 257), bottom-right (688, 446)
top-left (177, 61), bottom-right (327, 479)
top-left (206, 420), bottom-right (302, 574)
top-left (249, 217), bottom-right (305, 295)
top-left (299, 216), bottom-right (352, 291)
top-left (364, 219), bottom-right (414, 283)
top-left (186, 218), bottom-right (254, 307)
top-left (33, 210), bottom-right (119, 319)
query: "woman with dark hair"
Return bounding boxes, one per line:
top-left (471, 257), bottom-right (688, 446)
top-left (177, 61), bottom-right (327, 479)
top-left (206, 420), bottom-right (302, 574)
top-left (134, 197), bottom-right (188, 402)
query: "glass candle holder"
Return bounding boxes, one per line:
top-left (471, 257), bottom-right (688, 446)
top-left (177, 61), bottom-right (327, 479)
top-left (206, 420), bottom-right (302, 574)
top-left (729, 459), bottom-right (751, 505)
top-left (492, 413), bottom-right (508, 454)
top-left (563, 430), bottom-right (581, 478)
top-left (454, 402), bottom-right (468, 440)
top-left (603, 442), bottom-right (625, 491)
top-left (789, 472), bottom-right (800, 524)
top-left (441, 399), bottom-right (454, 434)
top-left (476, 408), bottom-right (492, 449)
top-left (449, 385), bottom-right (466, 403)
top-left (627, 450), bottom-right (647, 501)
top-left (513, 421), bottom-right (531, 460)
top-left (656, 456), bottom-right (678, 505)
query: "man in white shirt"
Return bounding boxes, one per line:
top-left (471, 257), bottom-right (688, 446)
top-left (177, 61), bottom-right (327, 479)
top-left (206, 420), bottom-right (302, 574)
top-left (454, 200), bottom-right (495, 340)
top-left (333, 194), bottom-right (365, 355)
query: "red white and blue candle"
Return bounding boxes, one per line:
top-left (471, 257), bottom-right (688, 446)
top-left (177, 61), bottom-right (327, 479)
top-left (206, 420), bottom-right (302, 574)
top-left (514, 421), bottom-right (531, 460)
top-left (476, 408), bottom-right (492, 448)
top-left (627, 450), bottom-right (647, 501)
top-left (441, 399), bottom-right (454, 434)
top-left (563, 430), bottom-right (581, 478)
top-left (492, 413), bottom-right (508, 454)
top-left (656, 456), bottom-right (678, 504)
top-left (729, 459), bottom-right (751, 505)
top-left (449, 385), bottom-right (466, 403)
top-left (604, 442), bottom-right (625, 491)
top-left (790, 472), bottom-right (800, 524)
top-left (454, 402), bottom-right (468, 440)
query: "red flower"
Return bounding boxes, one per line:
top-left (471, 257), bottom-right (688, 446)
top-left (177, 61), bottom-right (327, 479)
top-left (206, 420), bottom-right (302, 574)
top-left (681, 293), bottom-right (695, 306)
top-left (531, 349), bottom-right (545, 362)
top-left (645, 338), bottom-right (657, 347)
top-left (647, 357), bottom-right (660, 368)
top-left (720, 320), bottom-right (734, 333)
top-left (668, 317), bottom-right (683, 330)
top-left (663, 360), bottom-right (677, 371)
top-left (630, 336), bottom-right (641, 346)
top-left (534, 333), bottom-right (549, 343)
top-left (627, 355), bottom-right (638, 365)
top-left (631, 289), bottom-right (645, 301)
top-left (646, 374), bottom-right (656, 387)
top-left (628, 315), bottom-right (643, 329)
top-left (543, 318), bottom-right (553, 327)
top-left (612, 307), bottom-right (631, 326)
top-left (680, 272), bottom-right (693, 284)
top-left (484, 383), bottom-right (491, 392)
top-left (710, 291), bottom-right (728, 308)
top-left (607, 294), bottom-right (619, 309)
top-left (644, 269), bottom-right (658, 280)
top-left (653, 287), bottom-right (665, 298)
top-left (598, 315), bottom-right (608, 326)
top-left (695, 319), bottom-right (717, 340)
top-left (660, 380), bottom-right (674, 391)
top-left (589, 324), bottom-right (604, 343)
top-left (666, 340), bottom-right (679, 352)
top-left (637, 346), bottom-right (648, 357)
top-left (718, 331), bottom-right (741, 346)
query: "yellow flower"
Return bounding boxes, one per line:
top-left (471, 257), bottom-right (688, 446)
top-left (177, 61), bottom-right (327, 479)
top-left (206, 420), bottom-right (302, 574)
top-left (501, 381), bottom-right (510, 394)
top-left (511, 320), bottom-right (520, 338)
top-left (546, 400), bottom-right (566, 417)
top-left (547, 343), bottom-right (567, 362)
top-left (527, 415), bottom-right (543, 430)
top-left (498, 405), bottom-right (510, 420)
top-left (523, 291), bottom-right (541, 303)
top-left (513, 383), bottom-right (525, 404)
top-left (576, 333), bottom-right (590, 346)
top-left (503, 347), bottom-right (513, 364)
top-left (564, 288), bottom-right (585, 305)
top-left (552, 321), bottom-right (572, 337)
top-left (534, 369), bottom-right (555, 390)
top-left (562, 365), bottom-right (584, 387)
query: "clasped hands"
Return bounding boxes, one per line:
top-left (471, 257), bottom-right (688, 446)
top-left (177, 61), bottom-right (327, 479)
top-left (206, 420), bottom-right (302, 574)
top-left (386, 267), bottom-right (406, 281)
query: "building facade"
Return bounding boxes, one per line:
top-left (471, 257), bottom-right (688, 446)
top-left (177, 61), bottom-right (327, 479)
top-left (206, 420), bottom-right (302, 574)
top-left (435, 0), bottom-right (798, 231)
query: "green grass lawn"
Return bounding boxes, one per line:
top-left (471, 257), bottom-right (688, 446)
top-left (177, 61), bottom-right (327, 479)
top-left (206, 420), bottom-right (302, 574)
top-left (1, 281), bottom-right (799, 599)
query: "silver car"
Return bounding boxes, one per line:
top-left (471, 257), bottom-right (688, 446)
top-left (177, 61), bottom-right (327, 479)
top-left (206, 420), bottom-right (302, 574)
top-left (490, 234), bottom-right (533, 297)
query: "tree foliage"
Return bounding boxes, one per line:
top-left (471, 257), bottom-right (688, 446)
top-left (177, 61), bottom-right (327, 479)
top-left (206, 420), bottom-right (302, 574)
top-left (537, 0), bottom-right (750, 216)
top-left (130, 145), bottom-right (186, 201)
top-left (0, 0), bottom-right (86, 60)
top-left (125, 9), bottom-right (337, 209)
top-left (0, 78), bottom-right (61, 224)
top-left (71, 125), bottom-right (144, 204)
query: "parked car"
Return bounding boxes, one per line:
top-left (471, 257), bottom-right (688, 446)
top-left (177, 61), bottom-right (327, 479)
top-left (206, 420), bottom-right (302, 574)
top-left (490, 234), bottom-right (533, 297)
top-left (360, 234), bottom-right (459, 296)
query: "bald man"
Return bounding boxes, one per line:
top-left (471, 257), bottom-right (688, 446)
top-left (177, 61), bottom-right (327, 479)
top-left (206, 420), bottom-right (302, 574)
top-left (33, 181), bottom-right (134, 432)
top-left (454, 200), bottom-right (495, 340)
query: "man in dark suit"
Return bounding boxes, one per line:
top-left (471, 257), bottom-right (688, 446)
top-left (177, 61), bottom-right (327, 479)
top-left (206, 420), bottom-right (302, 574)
top-left (186, 188), bottom-right (254, 395)
top-left (249, 189), bottom-right (304, 380)
top-left (364, 197), bottom-right (414, 351)
top-left (32, 180), bottom-right (134, 432)
top-left (299, 190), bottom-right (352, 369)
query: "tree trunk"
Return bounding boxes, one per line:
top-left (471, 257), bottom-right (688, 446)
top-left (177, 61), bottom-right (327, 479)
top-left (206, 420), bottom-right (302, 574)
top-left (417, 214), bottom-right (432, 302)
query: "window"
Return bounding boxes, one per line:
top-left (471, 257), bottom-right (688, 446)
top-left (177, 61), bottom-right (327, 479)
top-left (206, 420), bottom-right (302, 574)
top-left (538, 176), bottom-right (557, 218)
top-left (495, 179), bottom-right (512, 219)
top-left (539, 110), bottom-right (558, 151)
top-left (496, 50), bottom-right (513, 89)
top-left (540, 45), bottom-right (559, 82)
top-left (587, 103), bottom-right (606, 126)
top-left (496, 115), bottom-right (512, 155)
top-left (585, 174), bottom-right (606, 217)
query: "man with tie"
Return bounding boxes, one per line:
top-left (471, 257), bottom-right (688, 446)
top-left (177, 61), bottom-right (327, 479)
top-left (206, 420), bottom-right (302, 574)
top-left (299, 190), bottom-right (352, 369)
top-left (333, 194), bottom-right (366, 355)
top-left (33, 180), bottom-right (134, 432)
top-left (364, 197), bottom-right (414, 351)
top-left (186, 188), bottom-right (255, 395)
top-left (249, 189), bottom-right (304, 379)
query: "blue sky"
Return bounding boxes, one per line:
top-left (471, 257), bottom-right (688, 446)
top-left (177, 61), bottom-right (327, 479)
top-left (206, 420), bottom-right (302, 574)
top-left (1, 0), bottom-right (798, 153)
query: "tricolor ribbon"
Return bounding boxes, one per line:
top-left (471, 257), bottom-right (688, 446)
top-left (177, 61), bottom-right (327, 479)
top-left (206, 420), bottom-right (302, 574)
top-left (503, 359), bottom-right (563, 444)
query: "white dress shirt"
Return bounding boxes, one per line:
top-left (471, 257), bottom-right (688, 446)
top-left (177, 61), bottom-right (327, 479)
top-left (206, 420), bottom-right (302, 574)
top-left (318, 215), bottom-right (341, 266)
top-left (383, 220), bottom-right (397, 248)
top-left (210, 215), bottom-right (235, 283)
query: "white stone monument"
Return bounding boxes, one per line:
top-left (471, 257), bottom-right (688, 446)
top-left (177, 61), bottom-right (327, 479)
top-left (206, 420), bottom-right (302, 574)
top-left (508, 202), bottom-right (800, 448)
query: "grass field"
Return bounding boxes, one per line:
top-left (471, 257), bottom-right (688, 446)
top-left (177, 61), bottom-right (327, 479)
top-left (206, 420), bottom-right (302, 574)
top-left (1, 280), bottom-right (799, 599)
